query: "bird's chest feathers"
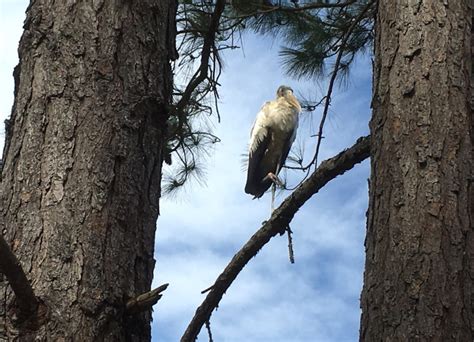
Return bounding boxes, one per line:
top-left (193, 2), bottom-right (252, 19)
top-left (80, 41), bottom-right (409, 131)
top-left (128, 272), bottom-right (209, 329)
top-left (248, 96), bottom-right (299, 157)
top-left (264, 103), bottom-right (297, 133)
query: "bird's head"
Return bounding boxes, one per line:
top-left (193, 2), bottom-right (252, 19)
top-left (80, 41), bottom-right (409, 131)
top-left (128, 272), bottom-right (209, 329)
top-left (276, 85), bottom-right (293, 98)
top-left (276, 85), bottom-right (301, 112)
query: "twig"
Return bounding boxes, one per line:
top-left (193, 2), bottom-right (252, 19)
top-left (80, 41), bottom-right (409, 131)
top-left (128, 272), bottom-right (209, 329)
top-left (205, 320), bottom-right (214, 342)
top-left (180, 135), bottom-right (370, 342)
top-left (125, 283), bottom-right (169, 314)
top-left (271, 182), bottom-right (276, 212)
top-left (286, 226), bottom-right (295, 264)
top-left (0, 234), bottom-right (38, 319)
top-left (272, 184), bottom-right (294, 263)
top-left (201, 285), bottom-right (214, 294)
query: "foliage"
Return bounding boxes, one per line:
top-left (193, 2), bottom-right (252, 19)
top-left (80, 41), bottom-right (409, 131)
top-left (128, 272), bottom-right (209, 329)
top-left (244, 0), bottom-right (374, 80)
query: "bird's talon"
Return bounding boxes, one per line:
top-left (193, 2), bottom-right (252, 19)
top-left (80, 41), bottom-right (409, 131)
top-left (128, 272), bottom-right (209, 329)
top-left (263, 172), bottom-right (284, 187)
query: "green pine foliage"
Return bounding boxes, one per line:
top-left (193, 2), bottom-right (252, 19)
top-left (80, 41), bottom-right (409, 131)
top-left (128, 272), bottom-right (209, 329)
top-left (238, 0), bottom-right (374, 80)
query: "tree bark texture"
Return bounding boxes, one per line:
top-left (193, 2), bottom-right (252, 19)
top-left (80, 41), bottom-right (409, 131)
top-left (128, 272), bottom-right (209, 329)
top-left (361, 1), bottom-right (473, 340)
top-left (0, 0), bottom-right (176, 340)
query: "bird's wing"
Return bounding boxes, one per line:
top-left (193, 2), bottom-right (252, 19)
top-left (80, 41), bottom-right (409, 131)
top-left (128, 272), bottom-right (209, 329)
top-left (277, 115), bottom-right (298, 173)
top-left (245, 130), bottom-right (271, 194)
top-left (248, 102), bottom-right (271, 156)
top-left (245, 103), bottom-right (272, 196)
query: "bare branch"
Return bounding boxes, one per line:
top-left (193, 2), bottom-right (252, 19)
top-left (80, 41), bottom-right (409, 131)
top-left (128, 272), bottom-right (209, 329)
top-left (286, 226), bottom-right (295, 263)
top-left (0, 234), bottom-right (38, 319)
top-left (205, 320), bottom-right (214, 342)
top-left (181, 135), bottom-right (371, 342)
top-left (125, 283), bottom-right (169, 314)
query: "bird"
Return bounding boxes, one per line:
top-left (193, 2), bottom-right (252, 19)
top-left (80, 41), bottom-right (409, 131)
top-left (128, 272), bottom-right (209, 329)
top-left (245, 85), bottom-right (301, 199)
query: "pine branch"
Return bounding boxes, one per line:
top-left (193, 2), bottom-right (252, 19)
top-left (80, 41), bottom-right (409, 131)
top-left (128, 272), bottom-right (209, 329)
top-left (243, 0), bottom-right (373, 81)
top-left (0, 234), bottom-right (38, 320)
top-left (165, 0), bottom-right (229, 194)
top-left (285, 0), bottom-right (374, 173)
top-left (229, 0), bottom-right (357, 19)
top-left (180, 135), bottom-right (371, 342)
top-left (175, 0), bottom-right (226, 120)
top-left (309, 0), bottom-right (374, 169)
top-left (261, 0), bottom-right (357, 13)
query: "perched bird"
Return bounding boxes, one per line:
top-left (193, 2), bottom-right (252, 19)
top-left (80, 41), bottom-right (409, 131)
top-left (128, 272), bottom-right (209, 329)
top-left (245, 85), bottom-right (301, 198)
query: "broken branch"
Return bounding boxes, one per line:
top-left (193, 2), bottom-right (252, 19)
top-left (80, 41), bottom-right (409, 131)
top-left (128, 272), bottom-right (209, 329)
top-left (125, 283), bottom-right (169, 314)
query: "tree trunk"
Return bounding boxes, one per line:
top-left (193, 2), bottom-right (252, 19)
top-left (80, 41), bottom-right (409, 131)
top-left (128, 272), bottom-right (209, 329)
top-left (361, 1), bottom-right (473, 340)
top-left (0, 0), bottom-right (175, 340)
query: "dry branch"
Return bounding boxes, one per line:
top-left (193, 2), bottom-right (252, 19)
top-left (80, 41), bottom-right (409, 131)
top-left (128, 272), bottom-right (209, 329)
top-left (181, 135), bottom-right (371, 341)
top-left (125, 283), bottom-right (169, 314)
top-left (0, 234), bottom-right (38, 319)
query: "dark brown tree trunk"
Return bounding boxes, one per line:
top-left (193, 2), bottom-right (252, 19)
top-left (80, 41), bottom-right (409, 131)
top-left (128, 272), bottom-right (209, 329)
top-left (361, 1), bottom-right (473, 340)
top-left (0, 0), bottom-right (175, 340)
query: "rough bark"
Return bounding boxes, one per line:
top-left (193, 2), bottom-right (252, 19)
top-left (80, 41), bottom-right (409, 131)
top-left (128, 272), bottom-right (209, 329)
top-left (0, 234), bottom-right (38, 321)
top-left (361, 1), bottom-right (473, 340)
top-left (0, 0), bottom-right (175, 340)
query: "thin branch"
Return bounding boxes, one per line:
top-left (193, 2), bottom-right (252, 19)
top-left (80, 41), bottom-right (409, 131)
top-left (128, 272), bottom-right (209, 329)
top-left (175, 0), bottom-right (226, 120)
top-left (262, 0), bottom-right (357, 13)
top-left (298, 0), bottom-right (375, 173)
top-left (201, 284), bottom-right (214, 294)
top-left (125, 283), bottom-right (169, 314)
top-left (228, 0), bottom-right (357, 19)
top-left (0, 234), bottom-right (38, 319)
top-left (180, 135), bottom-right (371, 342)
top-left (286, 226), bottom-right (295, 264)
top-left (205, 320), bottom-right (214, 342)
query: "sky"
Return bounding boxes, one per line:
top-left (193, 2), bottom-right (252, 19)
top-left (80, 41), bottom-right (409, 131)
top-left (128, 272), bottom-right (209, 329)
top-left (1, 2), bottom-right (371, 341)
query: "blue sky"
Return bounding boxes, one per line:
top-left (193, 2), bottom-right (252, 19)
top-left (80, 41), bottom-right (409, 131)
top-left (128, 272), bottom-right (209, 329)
top-left (1, 2), bottom-right (371, 341)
